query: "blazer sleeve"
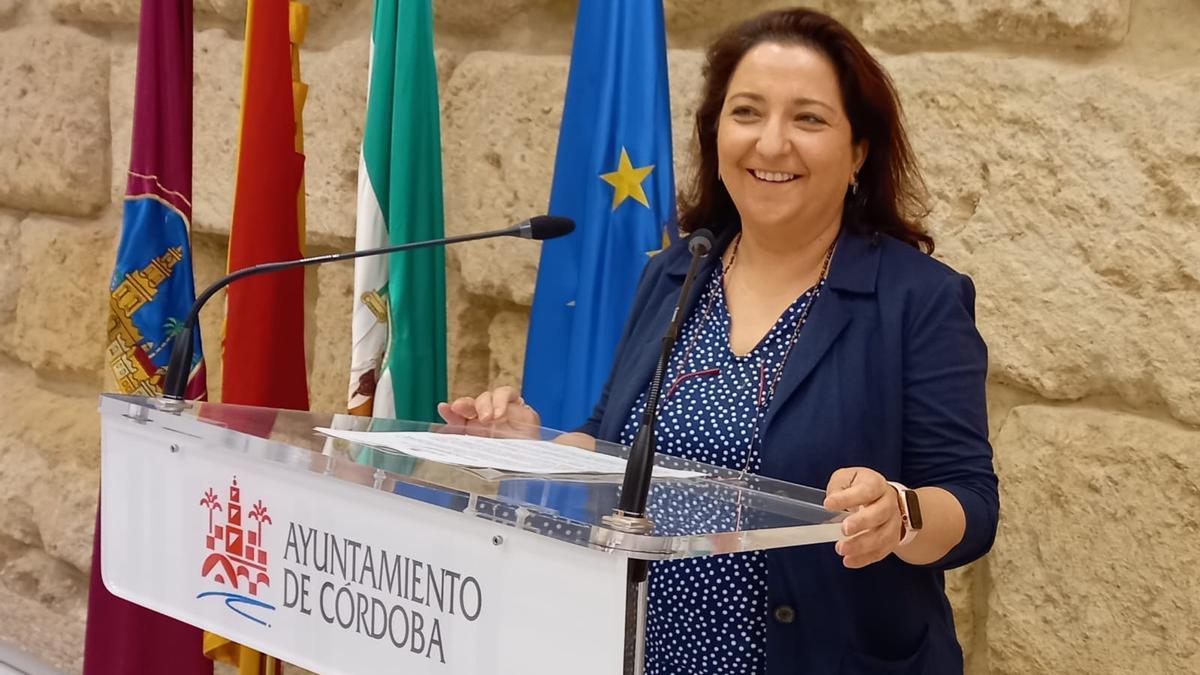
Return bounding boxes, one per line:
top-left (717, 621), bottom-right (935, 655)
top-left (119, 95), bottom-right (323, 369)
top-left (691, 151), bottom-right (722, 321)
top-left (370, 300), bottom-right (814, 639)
top-left (901, 272), bottom-right (999, 570)
top-left (573, 259), bottom-right (659, 439)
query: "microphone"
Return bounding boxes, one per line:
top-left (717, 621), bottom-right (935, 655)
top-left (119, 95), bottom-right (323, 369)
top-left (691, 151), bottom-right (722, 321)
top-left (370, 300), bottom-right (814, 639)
top-left (614, 227), bottom-right (714, 583)
top-left (159, 215), bottom-right (575, 405)
top-left (517, 215), bottom-right (575, 240)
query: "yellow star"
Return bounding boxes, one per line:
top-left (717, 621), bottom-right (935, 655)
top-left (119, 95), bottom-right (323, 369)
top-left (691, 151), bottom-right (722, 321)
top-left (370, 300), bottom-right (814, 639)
top-left (599, 147), bottom-right (654, 210)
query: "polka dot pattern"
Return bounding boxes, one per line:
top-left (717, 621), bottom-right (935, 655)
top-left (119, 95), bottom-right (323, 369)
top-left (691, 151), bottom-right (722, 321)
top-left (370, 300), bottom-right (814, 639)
top-left (620, 265), bottom-right (820, 674)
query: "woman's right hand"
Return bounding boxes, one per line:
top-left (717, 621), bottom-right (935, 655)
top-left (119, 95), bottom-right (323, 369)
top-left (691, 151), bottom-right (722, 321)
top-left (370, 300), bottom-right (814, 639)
top-left (437, 386), bottom-right (542, 430)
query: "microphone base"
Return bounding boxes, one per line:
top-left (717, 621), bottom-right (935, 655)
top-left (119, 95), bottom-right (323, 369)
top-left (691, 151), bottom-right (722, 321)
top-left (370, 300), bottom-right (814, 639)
top-left (151, 396), bottom-right (189, 413)
top-left (602, 511), bottom-right (655, 535)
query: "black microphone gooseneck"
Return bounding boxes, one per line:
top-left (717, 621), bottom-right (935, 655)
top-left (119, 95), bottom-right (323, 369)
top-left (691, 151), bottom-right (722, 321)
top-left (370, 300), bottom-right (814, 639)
top-left (614, 228), bottom-right (714, 583)
top-left (160, 215), bottom-right (575, 403)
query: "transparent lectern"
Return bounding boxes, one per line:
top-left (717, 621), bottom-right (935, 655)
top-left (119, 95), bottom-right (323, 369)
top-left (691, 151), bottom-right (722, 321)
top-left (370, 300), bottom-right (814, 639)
top-left (98, 393), bottom-right (844, 675)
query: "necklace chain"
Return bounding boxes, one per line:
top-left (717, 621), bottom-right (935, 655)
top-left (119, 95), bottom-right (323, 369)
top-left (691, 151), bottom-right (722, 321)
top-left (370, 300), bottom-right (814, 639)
top-left (671, 232), bottom-right (838, 478)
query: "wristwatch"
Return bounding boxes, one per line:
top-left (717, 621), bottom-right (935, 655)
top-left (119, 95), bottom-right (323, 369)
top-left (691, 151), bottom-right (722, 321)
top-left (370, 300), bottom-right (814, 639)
top-left (887, 481), bottom-right (923, 546)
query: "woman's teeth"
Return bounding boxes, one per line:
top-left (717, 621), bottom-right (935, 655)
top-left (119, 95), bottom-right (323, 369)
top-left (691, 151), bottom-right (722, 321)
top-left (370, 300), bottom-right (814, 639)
top-left (751, 170), bottom-right (797, 183)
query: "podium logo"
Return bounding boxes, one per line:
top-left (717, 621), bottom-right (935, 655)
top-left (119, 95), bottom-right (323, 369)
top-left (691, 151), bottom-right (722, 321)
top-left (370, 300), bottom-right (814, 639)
top-left (196, 476), bottom-right (278, 626)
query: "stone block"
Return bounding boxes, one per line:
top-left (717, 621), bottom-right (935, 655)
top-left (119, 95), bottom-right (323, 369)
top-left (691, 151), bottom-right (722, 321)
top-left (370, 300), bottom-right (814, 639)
top-left (190, 28), bottom-right (246, 237)
top-left (0, 363), bottom-right (100, 471)
top-left (988, 405), bottom-right (1200, 673)
top-left (859, 0), bottom-right (1130, 48)
top-left (0, 583), bottom-right (85, 673)
top-left (309, 257), bottom-right (353, 413)
top-left (441, 51), bottom-right (567, 305)
top-left (302, 36), bottom-right (369, 246)
top-left (0, 541), bottom-right (88, 620)
top-left (0, 26), bottom-right (109, 217)
top-left (663, 0), bottom-right (1128, 48)
top-left (0, 450), bottom-right (40, 549)
top-left (433, 0), bottom-right (575, 52)
top-left (49, 0), bottom-right (136, 22)
top-left (34, 460), bottom-right (98, 574)
top-left (487, 309), bottom-right (529, 388)
top-left (446, 264), bottom-right (493, 399)
top-left (0, 434), bottom-right (98, 575)
top-left (0, 213), bottom-right (20, 351)
top-left (108, 42), bottom-right (135, 207)
top-left (667, 48), bottom-right (707, 199)
top-left (944, 560), bottom-right (989, 670)
top-left (53, 0), bottom-right (348, 23)
top-left (11, 215), bottom-right (118, 375)
top-left (664, 0), bottom-right (842, 47)
top-left (1119, 0), bottom-right (1200, 71)
top-left (0, 0), bottom-right (19, 22)
top-left (197, 0), bottom-right (349, 22)
top-left (885, 53), bottom-right (1200, 424)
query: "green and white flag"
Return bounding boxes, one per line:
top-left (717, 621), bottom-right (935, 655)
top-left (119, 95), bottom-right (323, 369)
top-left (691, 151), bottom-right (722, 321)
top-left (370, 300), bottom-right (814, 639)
top-left (349, 0), bottom-right (447, 421)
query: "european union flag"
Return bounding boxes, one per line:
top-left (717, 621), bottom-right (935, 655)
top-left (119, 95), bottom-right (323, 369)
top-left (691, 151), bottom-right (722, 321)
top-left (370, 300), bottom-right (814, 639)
top-left (523, 0), bottom-right (676, 431)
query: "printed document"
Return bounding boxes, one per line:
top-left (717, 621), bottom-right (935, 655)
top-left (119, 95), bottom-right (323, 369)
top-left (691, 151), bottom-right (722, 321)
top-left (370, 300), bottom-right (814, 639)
top-left (314, 429), bottom-right (703, 479)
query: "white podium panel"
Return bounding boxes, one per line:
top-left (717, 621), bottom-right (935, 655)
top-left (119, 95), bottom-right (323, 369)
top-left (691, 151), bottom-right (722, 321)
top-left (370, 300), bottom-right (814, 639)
top-left (100, 408), bottom-right (627, 675)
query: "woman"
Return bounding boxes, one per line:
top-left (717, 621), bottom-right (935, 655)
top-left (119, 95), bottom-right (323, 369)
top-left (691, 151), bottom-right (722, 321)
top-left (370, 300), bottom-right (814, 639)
top-left (440, 8), bottom-right (998, 674)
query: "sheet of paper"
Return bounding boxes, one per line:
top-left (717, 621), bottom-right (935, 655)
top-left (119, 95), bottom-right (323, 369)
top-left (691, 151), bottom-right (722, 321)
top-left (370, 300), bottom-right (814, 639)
top-left (314, 429), bottom-right (703, 479)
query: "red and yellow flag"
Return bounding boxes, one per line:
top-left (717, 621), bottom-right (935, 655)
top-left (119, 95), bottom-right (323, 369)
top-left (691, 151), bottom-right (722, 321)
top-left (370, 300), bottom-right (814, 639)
top-left (219, 0), bottom-right (309, 411)
top-left (207, 0), bottom-right (309, 672)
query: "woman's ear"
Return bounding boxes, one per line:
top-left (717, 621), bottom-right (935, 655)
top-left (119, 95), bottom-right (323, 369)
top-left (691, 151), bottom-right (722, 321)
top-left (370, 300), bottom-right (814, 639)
top-left (852, 139), bottom-right (869, 176)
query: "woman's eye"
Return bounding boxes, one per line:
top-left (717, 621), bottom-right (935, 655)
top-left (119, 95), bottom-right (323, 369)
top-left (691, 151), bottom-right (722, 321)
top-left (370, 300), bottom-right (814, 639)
top-left (796, 113), bottom-right (825, 125)
top-left (730, 106), bottom-right (758, 117)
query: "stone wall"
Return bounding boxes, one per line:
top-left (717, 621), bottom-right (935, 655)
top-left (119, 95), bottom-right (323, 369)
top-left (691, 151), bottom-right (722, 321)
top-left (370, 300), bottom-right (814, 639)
top-left (0, 0), bottom-right (1197, 672)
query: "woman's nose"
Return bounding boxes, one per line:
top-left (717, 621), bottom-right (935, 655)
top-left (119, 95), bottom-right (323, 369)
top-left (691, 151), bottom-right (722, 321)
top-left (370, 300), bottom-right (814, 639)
top-left (755, 116), bottom-right (790, 157)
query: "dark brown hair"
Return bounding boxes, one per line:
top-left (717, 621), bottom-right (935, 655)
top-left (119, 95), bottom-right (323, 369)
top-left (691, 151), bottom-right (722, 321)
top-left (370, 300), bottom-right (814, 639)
top-left (677, 8), bottom-right (933, 252)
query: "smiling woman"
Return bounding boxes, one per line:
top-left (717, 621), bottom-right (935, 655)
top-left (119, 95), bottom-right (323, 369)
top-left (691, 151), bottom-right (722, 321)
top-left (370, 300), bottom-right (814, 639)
top-left (680, 9), bottom-right (932, 253)
top-left (441, 7), bottom-right (997, 675)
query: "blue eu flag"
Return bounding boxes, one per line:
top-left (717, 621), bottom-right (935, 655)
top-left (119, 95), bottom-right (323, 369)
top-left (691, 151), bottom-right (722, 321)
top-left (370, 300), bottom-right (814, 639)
top-left (523, 0), bottom-right (676, 431)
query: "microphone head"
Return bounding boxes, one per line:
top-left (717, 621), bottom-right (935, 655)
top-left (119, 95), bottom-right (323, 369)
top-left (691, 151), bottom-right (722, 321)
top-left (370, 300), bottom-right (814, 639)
top-left (688, 228), bottom-right (715, 257)
top-left (527, 215), bottom-right (575, 240)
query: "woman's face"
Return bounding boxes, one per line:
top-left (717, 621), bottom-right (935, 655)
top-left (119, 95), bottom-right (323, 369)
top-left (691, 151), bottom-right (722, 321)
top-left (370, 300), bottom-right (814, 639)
top-left (716, 42), bottom-right (866, 236)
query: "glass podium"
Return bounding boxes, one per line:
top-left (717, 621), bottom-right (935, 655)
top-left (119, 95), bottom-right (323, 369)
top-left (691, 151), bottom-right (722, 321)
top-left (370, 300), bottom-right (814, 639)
top-left (98, 393), bottom-right (844, 674)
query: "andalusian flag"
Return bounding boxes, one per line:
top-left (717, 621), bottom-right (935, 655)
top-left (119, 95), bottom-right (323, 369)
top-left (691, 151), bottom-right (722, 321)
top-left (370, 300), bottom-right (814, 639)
top-left (347, 0), bottom-right (447, 421)
top-left (206, 0), bottom-right (310, 672)
top-left (87, 1), bottom-right (213, 672)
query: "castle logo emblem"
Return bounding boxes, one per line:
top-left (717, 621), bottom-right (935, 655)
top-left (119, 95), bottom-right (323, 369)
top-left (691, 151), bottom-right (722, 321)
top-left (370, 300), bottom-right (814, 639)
top-left (196, 476), bottom-right (277, 626)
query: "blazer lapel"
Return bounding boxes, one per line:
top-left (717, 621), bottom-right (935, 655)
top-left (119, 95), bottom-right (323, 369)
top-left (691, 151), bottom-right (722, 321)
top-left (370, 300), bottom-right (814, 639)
top-left (760, 288), bottom-right (853, 433)
top-left (761, 229), bottom-right (881, 433)
top-left (601, 231), bottom-right (730, 439)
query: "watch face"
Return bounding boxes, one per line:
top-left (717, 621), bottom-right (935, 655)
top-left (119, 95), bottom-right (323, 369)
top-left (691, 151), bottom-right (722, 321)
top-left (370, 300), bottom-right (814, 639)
top-left (904, 490), bottom-right (923, 530)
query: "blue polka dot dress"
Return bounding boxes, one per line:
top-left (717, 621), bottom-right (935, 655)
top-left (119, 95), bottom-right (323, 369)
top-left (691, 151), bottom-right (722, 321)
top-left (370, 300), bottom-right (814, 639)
top-left (620, 264), bottom-right (822, 674)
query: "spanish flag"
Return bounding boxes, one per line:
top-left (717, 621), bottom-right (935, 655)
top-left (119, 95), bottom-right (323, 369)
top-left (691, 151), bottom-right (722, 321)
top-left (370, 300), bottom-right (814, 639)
top-left (206, 0), bottom-right (310, 671)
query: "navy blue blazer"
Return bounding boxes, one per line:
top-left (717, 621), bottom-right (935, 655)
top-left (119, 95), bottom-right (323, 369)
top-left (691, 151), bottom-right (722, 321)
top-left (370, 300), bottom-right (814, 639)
top-left (578, 227), bottom-right (999, 674)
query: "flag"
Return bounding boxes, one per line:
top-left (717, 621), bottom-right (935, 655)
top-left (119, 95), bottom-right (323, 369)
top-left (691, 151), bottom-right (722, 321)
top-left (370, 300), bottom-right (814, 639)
top-left (218, 0), bottom-right (309, 412)
top-left (87, 0), bottom-right (213, 672)
top-left (522, 0), bottom-right (677, 431)
top-left (347, 0), bottom-right (447, 422)
top-left (205, 0), bottom-right (309, 672)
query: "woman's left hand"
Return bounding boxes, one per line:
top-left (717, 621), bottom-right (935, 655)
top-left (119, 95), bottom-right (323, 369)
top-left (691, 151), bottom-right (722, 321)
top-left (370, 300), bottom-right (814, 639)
top-left (823, 467), bottom-right (904, 569)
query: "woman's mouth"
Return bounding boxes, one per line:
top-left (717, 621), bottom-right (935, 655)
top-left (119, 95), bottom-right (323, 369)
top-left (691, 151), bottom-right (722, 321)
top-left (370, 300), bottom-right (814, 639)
top-left (749, 169), bottom-right (799, 183)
